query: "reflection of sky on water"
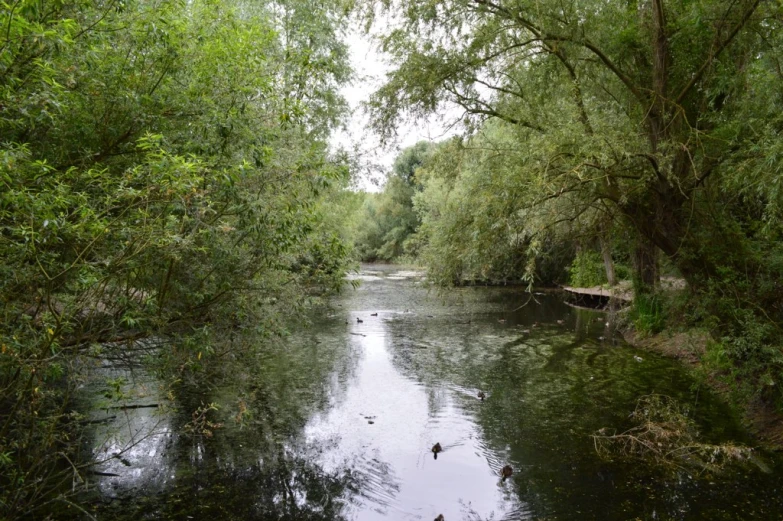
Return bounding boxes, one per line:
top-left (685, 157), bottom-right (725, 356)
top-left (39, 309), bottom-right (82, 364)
top-left (81, 362), bottom-right (174, 497)
top-left (304, 271), bottom-right (528, 521)
top-left (92, 413), bottom-right (173, 496)
top-left (78, 265), bottom-right (783, 521)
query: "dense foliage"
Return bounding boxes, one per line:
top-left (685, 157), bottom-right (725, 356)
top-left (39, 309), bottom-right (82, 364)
top-left (0, 0), bottom-right (354, 516)
top-left (3, 0), bottom-right (783, 514)
top-left (352, 141), bottom-right (431, 262)
top-left (357, 0), bottom-right (783, 408)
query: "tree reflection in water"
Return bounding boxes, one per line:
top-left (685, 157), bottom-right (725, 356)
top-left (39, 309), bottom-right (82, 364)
top-left (81, 323), bottom-right (378, 520)
top-left (76, 270), bottom-right (783, 521)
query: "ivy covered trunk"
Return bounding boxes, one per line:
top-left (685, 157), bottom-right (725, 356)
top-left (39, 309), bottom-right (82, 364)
top-left (632, 238), bottom-right (659, 294)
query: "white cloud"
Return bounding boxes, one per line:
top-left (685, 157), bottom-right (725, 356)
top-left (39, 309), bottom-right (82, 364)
top-left (331, 23), bottom-right (459, 191)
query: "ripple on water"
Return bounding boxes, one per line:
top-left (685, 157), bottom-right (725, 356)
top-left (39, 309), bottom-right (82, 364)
top-left (83, 263), bottom-right (783, 521)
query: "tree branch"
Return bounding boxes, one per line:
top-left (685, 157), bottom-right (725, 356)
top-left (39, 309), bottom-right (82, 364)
top-left (675, 0), bottom-right (762, 104)
top-left (445, 84), bottom-right (544, 131)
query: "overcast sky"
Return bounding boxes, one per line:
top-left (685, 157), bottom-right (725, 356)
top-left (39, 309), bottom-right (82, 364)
top-left (330, 26), bottom-right (458, 191)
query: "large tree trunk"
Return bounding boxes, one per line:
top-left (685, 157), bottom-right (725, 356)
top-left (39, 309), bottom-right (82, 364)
top-left (599, 230), bottom-right (617, 287)
top-left (618, 146), bottom-right (718, 292)
top-left (632, 236), bottom-right (659, 293)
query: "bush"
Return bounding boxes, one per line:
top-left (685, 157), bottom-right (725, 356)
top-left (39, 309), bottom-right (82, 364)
top-left (630, 293), bottom-right (666, 335)
top-left (593, 394), bottom-right (754, 473)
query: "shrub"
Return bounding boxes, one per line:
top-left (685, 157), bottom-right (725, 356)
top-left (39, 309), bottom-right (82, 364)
top-left (630, 293), bottom-right (666, 335)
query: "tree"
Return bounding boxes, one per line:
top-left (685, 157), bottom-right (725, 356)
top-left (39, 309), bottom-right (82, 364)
top-left (361, 0), bottom-right (781, 290)
top-left (392, 140), bottom-right (433, 185)
top-left (0, 0), bottom-right (353, 516)
top-left (411, 128), bottom-right (560, 285)
top-left (363, 0), bottom-right (783, 409)
top-left (353, 141), bottom-right (433, 261)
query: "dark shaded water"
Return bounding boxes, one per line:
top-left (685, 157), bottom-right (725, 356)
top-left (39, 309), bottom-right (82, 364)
top-left (81, 265), bottom-right (783, 520)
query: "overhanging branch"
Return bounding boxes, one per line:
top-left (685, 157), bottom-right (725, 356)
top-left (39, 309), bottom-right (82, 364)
top-left (675, 0), bottom-right (762, 104)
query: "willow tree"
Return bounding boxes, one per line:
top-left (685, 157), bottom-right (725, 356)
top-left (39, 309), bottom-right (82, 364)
top-left (0, 0), bottom-right (353, 515)
top-left (362, 0), bottom-right (781, 291)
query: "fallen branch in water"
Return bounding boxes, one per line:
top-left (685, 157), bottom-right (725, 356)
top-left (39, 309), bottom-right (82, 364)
top-left (592, 394), bottom-right (754, 474)
top-left (87, 471), bottom-right (120, 477)
top-left (78, 415), bottom-right (117, 425)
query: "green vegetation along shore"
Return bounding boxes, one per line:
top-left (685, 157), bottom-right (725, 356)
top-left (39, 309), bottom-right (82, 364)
top-left (2, 0), bottom-right (783, 517)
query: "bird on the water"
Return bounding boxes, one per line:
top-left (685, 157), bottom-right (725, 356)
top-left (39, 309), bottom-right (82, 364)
top-left (501, 465), bottom-right (513, 481)
top-left (478, 391), bottom-right (486, 401)
top-left (432, 442), bottom-right (442, 459)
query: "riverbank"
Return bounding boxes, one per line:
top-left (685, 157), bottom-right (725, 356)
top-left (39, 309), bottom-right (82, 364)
top-left (561, 277), bottom-right (687, 303)
top-left (624, 327), bottom-right (783, 450)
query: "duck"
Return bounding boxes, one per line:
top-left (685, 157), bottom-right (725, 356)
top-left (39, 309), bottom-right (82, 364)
top-left (432, 442), bottom-right (442, 459)
top-left (371, 312), bottom-right (378, 316)
top-left (478, 391), bottom-right (486, 401)
top-left (356, 317), bottom-right (363, 323)
top-left (501, 465), bottom-right (513, 481)
top-left (435, 515), bottom-right (445, 521)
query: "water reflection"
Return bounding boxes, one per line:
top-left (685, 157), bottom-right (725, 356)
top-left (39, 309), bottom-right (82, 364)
top-left (80, 265), bottom-right (783, 520)
top-left (304, 330), bottom-right (527, 521)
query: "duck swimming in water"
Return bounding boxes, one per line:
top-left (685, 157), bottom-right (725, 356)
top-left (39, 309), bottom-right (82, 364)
top-left (356, 317), bottom-right (363, 323)
top-left (478, 391), bottom-right (486, 401)
top-left (432, 442), bottom-right (442, 459)
top-left (434, 515), bottom-right (445, 521)
top-left (501, 465), bottom-right (513, 481)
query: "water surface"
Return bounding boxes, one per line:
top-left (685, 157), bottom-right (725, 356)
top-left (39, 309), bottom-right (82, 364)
top-left (83, 265), bottom-right (783, 520)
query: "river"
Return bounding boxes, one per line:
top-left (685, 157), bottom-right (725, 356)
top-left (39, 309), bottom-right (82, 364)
top-left (80, 265), bottom-right (783, 520)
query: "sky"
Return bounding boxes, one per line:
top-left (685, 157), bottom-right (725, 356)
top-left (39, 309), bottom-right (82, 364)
top-left (330, 25), bottom-right (458, 191)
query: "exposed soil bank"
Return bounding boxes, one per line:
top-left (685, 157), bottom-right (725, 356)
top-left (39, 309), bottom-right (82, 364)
top-left (624, 328), bottom-right (783, 450)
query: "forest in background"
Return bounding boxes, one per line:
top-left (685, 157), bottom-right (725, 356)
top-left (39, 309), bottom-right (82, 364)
top-left (1, 0), bottom-right (783, 517)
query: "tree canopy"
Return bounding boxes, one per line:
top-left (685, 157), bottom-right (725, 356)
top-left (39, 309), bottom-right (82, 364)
top-left (0, 0), bottom-right (354, 516)
top-left (357, 0), bottom-right (783, 407)
top-left (362, 0), bottom-right (782, 287)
